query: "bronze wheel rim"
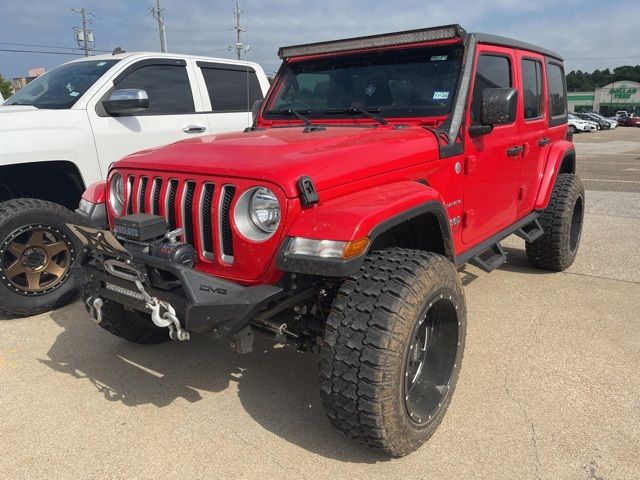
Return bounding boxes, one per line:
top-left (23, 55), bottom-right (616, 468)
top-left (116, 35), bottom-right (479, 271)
top-left (0, 224), bottom-right (74, 295)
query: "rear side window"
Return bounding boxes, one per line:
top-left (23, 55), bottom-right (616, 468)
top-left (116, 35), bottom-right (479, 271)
top-left (200, 65), bottom-right (263, 112)
top-left (547, 63), bottom-right (567, 121)
top-left (471, 54), bottom-right (512, 121)
top-left (117, 64), bottom-right (195, 115)
top-left (521, 59), bottom-right (543, 119)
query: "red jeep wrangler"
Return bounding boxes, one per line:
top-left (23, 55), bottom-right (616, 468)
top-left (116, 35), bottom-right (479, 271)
top-left (70, 25), bottom-right (583, 456)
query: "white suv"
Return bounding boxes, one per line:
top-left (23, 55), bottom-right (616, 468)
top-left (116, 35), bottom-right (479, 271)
top-left (0, 52), bottom-right (270, 317)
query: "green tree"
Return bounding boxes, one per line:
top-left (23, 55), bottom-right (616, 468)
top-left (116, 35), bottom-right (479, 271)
top-left (0, 73), bottom-right (12, 99)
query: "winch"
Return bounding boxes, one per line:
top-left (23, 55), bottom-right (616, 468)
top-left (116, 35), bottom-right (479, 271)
top-left (114, 213), bottom-right (197, 268)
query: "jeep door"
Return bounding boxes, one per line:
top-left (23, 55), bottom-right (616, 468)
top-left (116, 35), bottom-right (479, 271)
top-left (462, 46), bottom-right (521, 244)
top-left (87, 58), bottom-right (210, 173)
top-left (194, 61), bottom-right (265, 134)
top-left (516, 51), bottom-right (548, 214)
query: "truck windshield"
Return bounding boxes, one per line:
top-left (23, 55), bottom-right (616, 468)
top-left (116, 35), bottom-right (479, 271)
top-left (4, 59), bottom-right (119, 109)
top-left (264, 44), bottom-right (464, 121)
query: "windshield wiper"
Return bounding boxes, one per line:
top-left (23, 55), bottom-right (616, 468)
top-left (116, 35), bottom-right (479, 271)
top-left (324, 106), bottom-right (388, 125)
top-left (279, 108), bottom-right (314, 126)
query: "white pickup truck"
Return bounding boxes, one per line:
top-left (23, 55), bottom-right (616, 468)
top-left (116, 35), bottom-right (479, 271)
top-left (0, 52), bottom-right (270, 317)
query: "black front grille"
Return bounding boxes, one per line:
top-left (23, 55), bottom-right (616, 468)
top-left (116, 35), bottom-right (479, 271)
top-left (126, 176), bottom-right (134, 215)
top-left (182, 181), bottom-right (196, 246)
top-left (152, 178), bottom-right (163, 215)
top-left (201, 183), bottom-right (215, 256)
top-left (220, 186), bottom-right (236, 259)
top-left (166, 179), bottom-right (178, 230)
top-left (138, 177), bottom-right (148, 213)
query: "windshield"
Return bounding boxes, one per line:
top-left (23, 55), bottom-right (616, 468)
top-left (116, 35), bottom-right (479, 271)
top-left (264, 44), bottom-right (464, 121)
top-left (4, 59), bottom-right (119, 109)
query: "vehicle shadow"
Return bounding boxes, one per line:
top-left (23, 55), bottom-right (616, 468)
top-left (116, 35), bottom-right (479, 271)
top-left (499, 246), bottom-right (555, 275)
top-left (44, 302), bottom-right (389, 464)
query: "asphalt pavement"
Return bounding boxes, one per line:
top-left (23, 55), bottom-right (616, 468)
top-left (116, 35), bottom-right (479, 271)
top-left (0, 127), bottom-right (638, 480)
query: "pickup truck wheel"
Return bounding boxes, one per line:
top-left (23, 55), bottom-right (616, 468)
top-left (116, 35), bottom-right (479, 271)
top-left (96, 299), bottom-right (169, 344)
top-left (526, 173), bottom-right (585, 271)
top-left (0, 199), bottom-right (82, 318)
top-left (320, 248), bottom-right (466, 457)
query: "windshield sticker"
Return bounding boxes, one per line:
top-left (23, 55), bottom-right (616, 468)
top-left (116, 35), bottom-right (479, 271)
top-left (433, 91), bottom-right (449, 100)
top-left (69, 91), bottom-right (80, 97)
top-left (96, 61), bottom-right (107, 66)
top-left (365, 83), bottom-right (376, 97)
top-left (431, 55), bottom-right (448, 61)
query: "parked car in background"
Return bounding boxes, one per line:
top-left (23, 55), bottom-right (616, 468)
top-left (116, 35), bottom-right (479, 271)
top-left (568, 113), bottom-right (596, 133)
top-left (0, 52), bottom-right (270, 317)
top-left (587, 112), bottom-right (617, 128)
top-left (615, 110), bottom-right (629, 117)
top-left (575, 113), bottom-right (610, 130)
top-left (619, 115), bottom-right (640, 127)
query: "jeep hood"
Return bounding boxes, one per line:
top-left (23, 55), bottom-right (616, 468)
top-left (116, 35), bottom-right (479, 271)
top-left (116, 126), bottom-right (440, 198)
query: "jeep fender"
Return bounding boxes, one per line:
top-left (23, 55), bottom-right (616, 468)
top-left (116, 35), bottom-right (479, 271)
top-left (279, 181), bottom-right (453, 276)
top-left (535, 141), bottom-right (575, 210)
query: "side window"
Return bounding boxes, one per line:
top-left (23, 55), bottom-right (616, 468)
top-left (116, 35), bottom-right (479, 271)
top-left (116, 64), bottom-right (195, 115)
top-left (471, 54), bottom-right (512, 121)
top-left (200, 66), bottom-right (263, 112)
top-left (521, 59), bottom-right (543, 119)
top-left (547, 63), bottom-right (567, 120)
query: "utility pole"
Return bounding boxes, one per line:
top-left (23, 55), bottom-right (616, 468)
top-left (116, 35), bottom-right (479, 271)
top-left (71, 8), bottom-right (94, 57)
top-left (150, 0), bottom-right (168, 53)
top-left (233, 1), bottom-right (245, 60)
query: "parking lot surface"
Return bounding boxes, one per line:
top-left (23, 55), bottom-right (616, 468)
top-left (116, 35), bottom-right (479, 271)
top-left (1, 128), bottom-right (638, 480)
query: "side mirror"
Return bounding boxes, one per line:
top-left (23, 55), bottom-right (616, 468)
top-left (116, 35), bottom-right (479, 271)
top-left (481, 87), bottom-right (517, 126)
top-left (251, 99), bottom-right (263, 123)
top-left (103, 89), bottom-right (149, 116)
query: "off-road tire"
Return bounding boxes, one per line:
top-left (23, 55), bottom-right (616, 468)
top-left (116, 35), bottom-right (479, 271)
top-left (97, 299), bottom-right (169, 344)
top-left (0, 198), bottom-right (82, 318)
top-left (526, 173), bottom-right (585, 271)
top-left (568, 125), bottom-right (577, 135)
top-left (320, 249), bottom-right (466, 457)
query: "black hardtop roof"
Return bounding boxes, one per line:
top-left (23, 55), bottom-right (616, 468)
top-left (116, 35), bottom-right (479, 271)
top-left (277, 24), bottom-right (563, 62)
top-left (473, 32), bottom-right (563, 61)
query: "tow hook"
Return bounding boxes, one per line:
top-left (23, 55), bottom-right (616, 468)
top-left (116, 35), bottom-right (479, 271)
top-left (86, 296), bottom-right (104, 324)
top-left (134, 279), bottom-right (190, 342)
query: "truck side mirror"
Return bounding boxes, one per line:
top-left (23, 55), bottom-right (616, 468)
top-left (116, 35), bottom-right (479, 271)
top-left (103, 89), bottom-right (149, 116)
top-left (251, 99), bottom-right (263, 123)
top-left (481, 87), bottom-right (517, 126)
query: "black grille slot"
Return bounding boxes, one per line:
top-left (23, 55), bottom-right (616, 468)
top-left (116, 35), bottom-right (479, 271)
top-left (166, 179), bottom-right (178, 230)
top-left (182, 181), bottom-right (196, 246)
top-left (138, 176), bottom-right (148, 213)
top-left (220, 186), bottom-right (236, 259)
top-left (126, 176), bottom-right (134, 215)
top-left (201, 183), bottom-right (215, 257)
top-left (152, 178), bottom-right (163, 215)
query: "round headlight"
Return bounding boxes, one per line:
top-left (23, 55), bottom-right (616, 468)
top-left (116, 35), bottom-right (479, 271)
top-left (249, 187), bottom-right (281, 234)
top-left (109, 172), bottom-right (125, 216)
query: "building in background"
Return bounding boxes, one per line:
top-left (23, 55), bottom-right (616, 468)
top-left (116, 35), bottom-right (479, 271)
top-left (568, 81), bottom-right (640, 116)
top-left (11, 67), bottom-right (45, 94)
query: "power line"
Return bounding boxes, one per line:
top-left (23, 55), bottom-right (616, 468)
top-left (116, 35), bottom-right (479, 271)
top-left (0, 48), bottom-right (84, 56)
top-left (0, 41), bottom-right (111, 53)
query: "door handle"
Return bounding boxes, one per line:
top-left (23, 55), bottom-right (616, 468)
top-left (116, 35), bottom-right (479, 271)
top-left (537, 137), bottom-right (551, 147)
top-left (183, 125), bottom-right (207, 134)
top-left (506, 145), bottom-right (524, 157)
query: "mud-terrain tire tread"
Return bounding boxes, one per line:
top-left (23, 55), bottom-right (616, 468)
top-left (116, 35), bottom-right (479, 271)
top-left (0, 198), bottom-right (83, 318)
top-left (526, 174), bottom-right (585, 271)
top-left (97, 300), bottom-right (169, 344)
top-left (319, 248), bottom-right (466, 457)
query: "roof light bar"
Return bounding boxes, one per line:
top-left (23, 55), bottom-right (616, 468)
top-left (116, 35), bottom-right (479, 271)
top-left (278, 24), bottom-right (466, 59)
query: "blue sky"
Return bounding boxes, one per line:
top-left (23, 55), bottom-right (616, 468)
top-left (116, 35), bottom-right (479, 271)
top-left (1, 0), bottom-right (639, 79)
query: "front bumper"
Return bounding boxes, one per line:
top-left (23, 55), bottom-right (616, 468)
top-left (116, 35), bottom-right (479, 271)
top-left (71, 228), bottom-right (283, 338)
